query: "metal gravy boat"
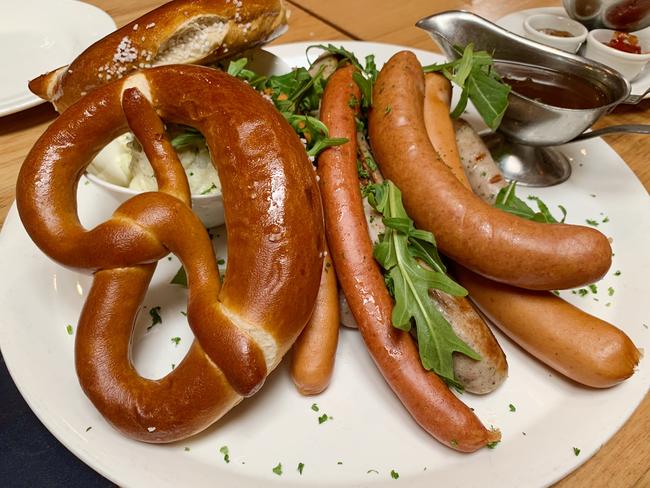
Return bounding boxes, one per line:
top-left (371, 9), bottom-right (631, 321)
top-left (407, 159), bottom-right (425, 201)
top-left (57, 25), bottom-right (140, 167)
top-left (416, 11), bottom-right (631, 186)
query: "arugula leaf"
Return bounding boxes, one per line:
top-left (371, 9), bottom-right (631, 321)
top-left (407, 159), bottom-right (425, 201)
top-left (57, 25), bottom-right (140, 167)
top-left (466, 69), bottom-right (510, 130)
top-left (227, 58), bottom-right (249, 77)
top-left (352, 71), bottom-right (373, 109)
top-left (495, 181), bottom-right (566, 223)
top-left (307, 44), bottom-right (377, 111)
top-left (366, 181), bottom-right (480, 385)
top-left (284, 113), bottom-right (348, 157)
top-left (364, 54), bottom-right (378, 84)
top-left (170, 266), bottom-right (188, 287)
top-left (170, 127), bottom-right (204, 149)
top-left (423, 44), bottom-right (511, 130)
top-left (223, 58), bottom-right (346, 157)
top-left (306, 44), bottom-right (365, 71)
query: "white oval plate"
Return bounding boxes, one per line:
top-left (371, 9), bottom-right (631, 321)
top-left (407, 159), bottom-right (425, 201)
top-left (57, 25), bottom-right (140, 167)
top-left (0, 41), bottom-right (648, 487)
top-left (0, 0), bottom-right (115, 117)
top-left (496, 7), bottom-right (650, 98)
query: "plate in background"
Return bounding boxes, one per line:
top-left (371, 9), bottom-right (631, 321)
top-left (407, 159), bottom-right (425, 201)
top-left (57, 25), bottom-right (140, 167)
top-left (0, 0), bottom-right (116, 117)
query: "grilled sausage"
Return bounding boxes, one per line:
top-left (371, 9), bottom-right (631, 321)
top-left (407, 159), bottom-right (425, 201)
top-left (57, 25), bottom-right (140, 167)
top-left (369, 51), bottom-right (612, 291)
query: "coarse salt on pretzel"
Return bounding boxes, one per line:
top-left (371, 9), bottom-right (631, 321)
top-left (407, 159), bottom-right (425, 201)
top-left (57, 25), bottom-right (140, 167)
top-left (16, 64), bottom-right (323, 442)
top-left (29, 0), bottom-right (288, 113)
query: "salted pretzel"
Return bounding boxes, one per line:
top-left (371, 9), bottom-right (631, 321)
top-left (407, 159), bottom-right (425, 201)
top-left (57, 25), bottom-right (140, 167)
top-left (16, 65), bottom-right (324, 442)
top-left (29, 0), bottom-right (288, 113)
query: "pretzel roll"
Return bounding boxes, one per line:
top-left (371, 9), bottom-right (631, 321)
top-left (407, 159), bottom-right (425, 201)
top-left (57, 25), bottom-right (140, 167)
top-left (29, 0), bottom-right (288, 112)
top-left (17, 65), bottom-right (323, 442)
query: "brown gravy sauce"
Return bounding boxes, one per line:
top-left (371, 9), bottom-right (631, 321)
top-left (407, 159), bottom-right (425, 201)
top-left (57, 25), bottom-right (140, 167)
top-left (494, 60), bottom-right (612, 109)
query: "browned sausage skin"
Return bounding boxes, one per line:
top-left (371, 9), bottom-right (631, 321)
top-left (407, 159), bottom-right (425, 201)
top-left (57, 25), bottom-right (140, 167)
top-left (291, 244), bottom-right (340, 395)
top-left (369, 51), bottom-right (612, 291)
top-left (318, 65), bottom-right (499, 452)
top-left (452, 264), bottom-right (641, 388)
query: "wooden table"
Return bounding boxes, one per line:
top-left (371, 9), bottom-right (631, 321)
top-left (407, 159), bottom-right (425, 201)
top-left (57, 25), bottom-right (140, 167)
top-left (0, 0), bottom-right (647, 486)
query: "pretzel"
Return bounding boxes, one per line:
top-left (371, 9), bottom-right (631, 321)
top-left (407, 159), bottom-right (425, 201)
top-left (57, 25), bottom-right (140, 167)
top-left (29, 0), bottom-right (288, 112)
top-left (16, 65), bottom-right (324, 442)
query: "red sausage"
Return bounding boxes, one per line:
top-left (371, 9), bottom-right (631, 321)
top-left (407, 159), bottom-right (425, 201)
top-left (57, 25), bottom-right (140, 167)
top-left (318, 65), bottom-right (499, 452)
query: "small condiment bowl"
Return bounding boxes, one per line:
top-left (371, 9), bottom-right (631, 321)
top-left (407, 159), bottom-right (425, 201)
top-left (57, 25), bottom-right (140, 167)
top-left (523, 13), bottom-right (588, 53)
top-left (585, 29), bottom-right (650, 81)
top-left (85, 172), bottom-right (225, 228)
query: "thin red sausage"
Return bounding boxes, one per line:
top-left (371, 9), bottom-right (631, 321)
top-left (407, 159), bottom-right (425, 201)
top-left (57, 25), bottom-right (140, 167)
top-left (318, 65), bottom-right (499, 452)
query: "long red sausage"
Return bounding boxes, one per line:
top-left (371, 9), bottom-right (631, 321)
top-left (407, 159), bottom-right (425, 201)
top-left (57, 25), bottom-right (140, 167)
top-left (318, 65), bottom-right (499, 452)
top-left (368, 51), bottom-right (612, 291)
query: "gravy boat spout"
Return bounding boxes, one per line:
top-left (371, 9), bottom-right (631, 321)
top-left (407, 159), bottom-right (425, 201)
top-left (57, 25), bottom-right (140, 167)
top-left (416, 11), bottom-right (630, 146)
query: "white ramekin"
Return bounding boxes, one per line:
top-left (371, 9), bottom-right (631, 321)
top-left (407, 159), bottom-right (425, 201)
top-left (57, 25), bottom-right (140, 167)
top-left (85, 172), bottom-right (225, 228)
top-left (585, 29), bottom-right (650, 81)
top-left (523, 13), bottom-right (588, 53)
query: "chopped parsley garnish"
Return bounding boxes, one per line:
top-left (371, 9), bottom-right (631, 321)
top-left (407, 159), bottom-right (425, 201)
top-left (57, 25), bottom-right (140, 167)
top-left (367, 469), bottom-right (379, 474)
top-left (365, 180), bottom-right (479, 387)
top-left (85, 426), bottom-right (92, 432)
top-left (487, 441), bottom-right (500, 449)
top-left (318, 414), bottom-right (330, 424)
top-left (588, 284), bottom-right (598, 294)
top-left (219, 445), bottom-right (230, 463)
top-left (573, 447), bottom-right (581, 456)
top-left (422, 43), bottom-right (510, 129)
top-left (576, 289), bottom-right (589, 297)
top-left (450, 439), bottom-right (458, 447)
top-left (201, 183), bottom-right (217, 195)
top-left (509, 403), bottom-right (516, 412)
top-left (184, 447), bottom-right (190, 452)
top-left (147, 306), bottom-right (162, 330)
top-left (297, 462), bottom-right (305, 475)
top-left (337, 461), bottom-right (343, 465)
top-left (180, 311), bottom-right (187, 317)
top-left (66, 324), bottom-right (74, 335)
top-left (495, 182), bottom-right (566, 223)
top-left (608, 287), bottom-right (615, 296)
top-left (217, 258), bottom-right (225, 265)
top-left (390, 470), bottom-right (400, 479)
top-left (311, 403), bottom-right (319, 412)
top-left (171, 337), bottom-right (181, 346)
top-left (384, 105), bottom-right (392, 115)
top-left (614, 270), bottom-right (622, 276)
top-left (552, 290), bottom-right (560, 296)
top-left (602, 216), bottom-right (610, 223)
top-left (272, 462), bottom-right (283, 475)
top-left (586, 219), bottom-right (599, 227)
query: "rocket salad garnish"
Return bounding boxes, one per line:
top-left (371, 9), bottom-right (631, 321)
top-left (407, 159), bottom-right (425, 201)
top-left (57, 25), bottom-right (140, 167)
top-left (423, 43), bottom-right (511, 130)
top-left (365, 181), bottom-right (480, 387)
